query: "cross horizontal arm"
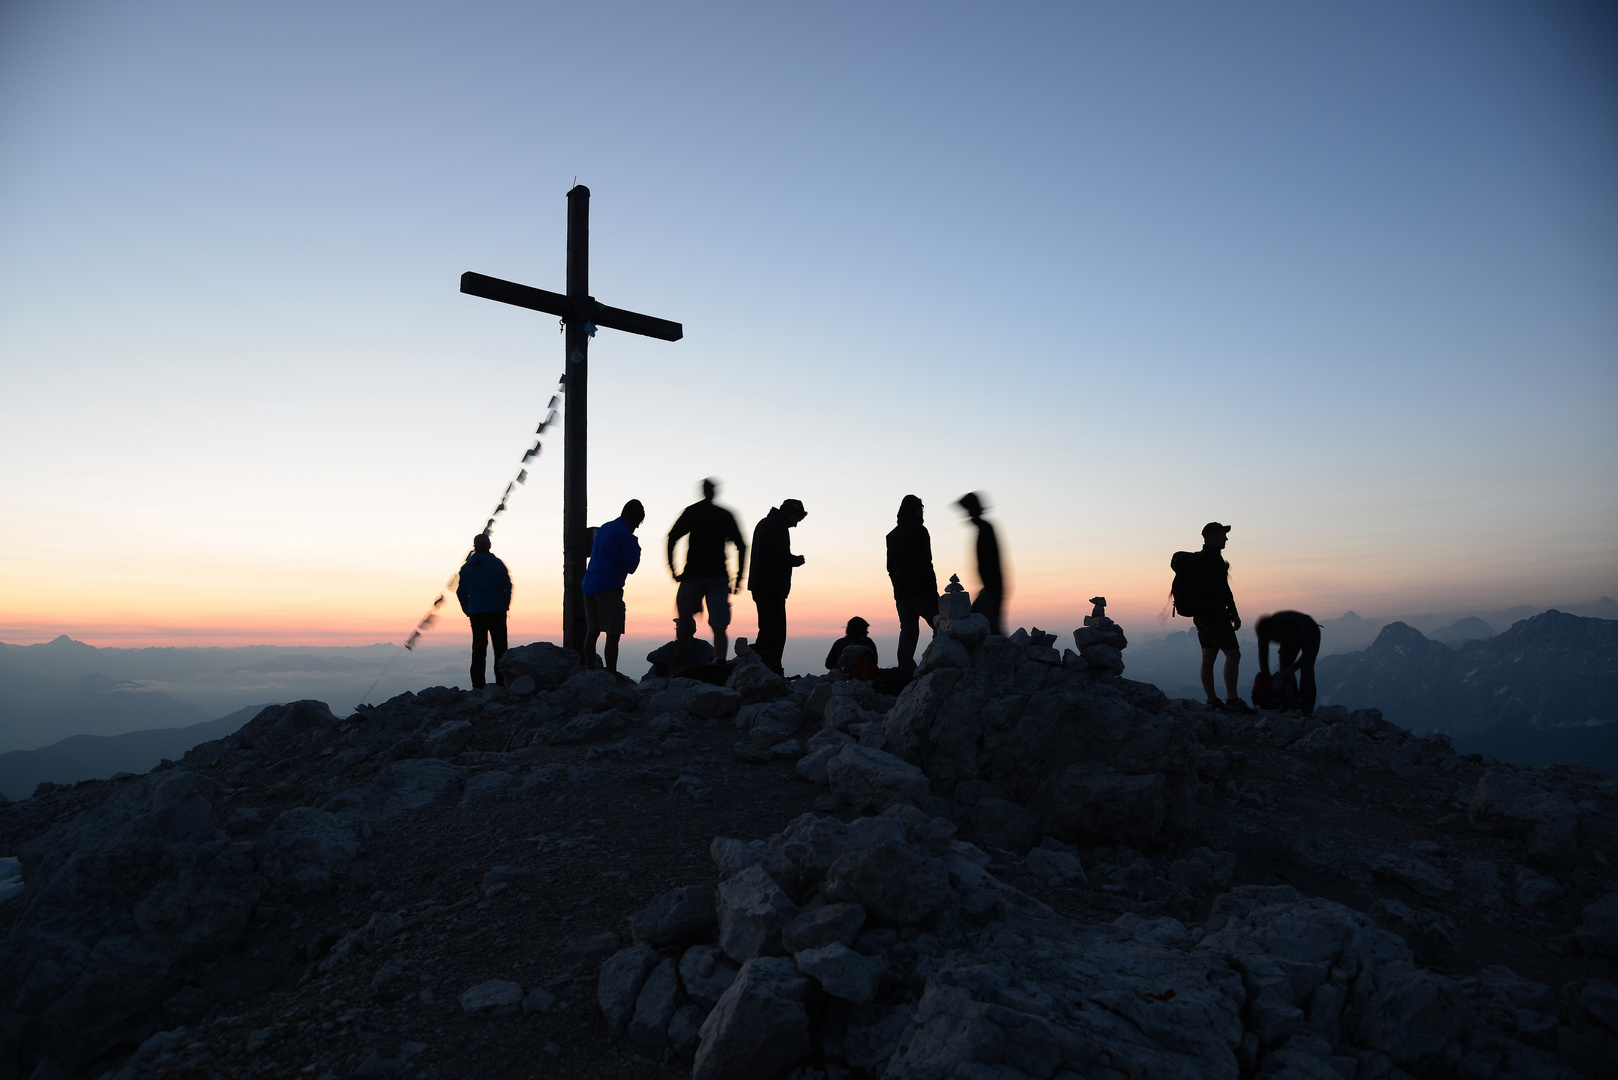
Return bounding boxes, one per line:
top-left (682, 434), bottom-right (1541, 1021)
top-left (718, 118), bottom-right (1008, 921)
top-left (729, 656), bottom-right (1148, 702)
top-left (460, 271), bottom-right (569, 318)
top-left (460, 271), bottom-right (683, 342)
top-left (591, 302), bottom-right (683, 342)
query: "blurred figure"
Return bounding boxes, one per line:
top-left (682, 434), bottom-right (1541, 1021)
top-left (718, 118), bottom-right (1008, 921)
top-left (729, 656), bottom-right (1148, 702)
top-left (825, 616), bottom-right (879, 678)
top-left (886, 494), bottom-right (938, 675)
top-left (581, 499), bottom-right (645, 675)
top-left (667, 478), bottom-right (748, 667)
top-left (456, 533), bottom-right (512, 690)
top-left (956, 492), bottom-right (1005, 635)
top-left (1256, 611), bottom-right (1322, 714)
top-left (748, 498), bottom-right (808, 676)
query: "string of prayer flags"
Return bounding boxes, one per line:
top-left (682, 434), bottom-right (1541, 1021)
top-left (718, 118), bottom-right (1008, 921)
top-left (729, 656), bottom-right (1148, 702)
top-left (401, 375), bottom-right (566, 652)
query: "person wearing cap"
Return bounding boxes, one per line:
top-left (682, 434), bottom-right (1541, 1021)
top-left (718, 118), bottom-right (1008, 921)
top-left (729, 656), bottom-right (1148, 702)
top-left (887, 494), bottom-right (939, 676)
top-left (1192, 522), bottom-right (1254, 713)
top-left (1256, 611), bottom-right (1322, 714)
top-left (748, 498), bottom-right (808, 676)
top-left (455, 533), bottom-right (513, 691)
top-left (581, 499), bottom-right (645, 675)
top-left (956, 491), bottom-right (1005, 635)
top-left (825, 616), bottom-right (880, 672)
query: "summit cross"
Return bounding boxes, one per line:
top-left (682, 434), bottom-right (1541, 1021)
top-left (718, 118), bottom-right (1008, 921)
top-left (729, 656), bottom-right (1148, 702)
top-left (461, 185), bottom-right (682, 652)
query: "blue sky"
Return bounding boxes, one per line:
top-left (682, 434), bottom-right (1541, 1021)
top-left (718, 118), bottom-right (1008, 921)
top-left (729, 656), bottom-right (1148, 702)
top-left (1, 1), bottom-right (1614, 648)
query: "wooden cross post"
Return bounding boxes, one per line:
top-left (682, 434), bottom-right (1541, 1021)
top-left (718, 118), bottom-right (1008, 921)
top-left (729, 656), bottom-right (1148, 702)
top-left (461, 185), bottom-right (682, 651)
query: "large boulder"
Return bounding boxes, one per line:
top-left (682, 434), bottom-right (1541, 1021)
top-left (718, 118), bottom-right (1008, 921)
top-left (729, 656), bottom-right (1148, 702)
top-left (716, 865), bottom-right (800, 962)
top-left (824, 745), bottom-right (929, 812)
top-left (692, 957), bottom-right (817, 1080)
top-left (597, 945), bottom-right (660, 1038)
top-left (259, 807), bottom-right (361, 896)
top-left (232, 700), bottom-right (339, 751)
top-left (629, 885), bottom-right (717, 947)
top-left (496, 641), bottom-right (581, 690)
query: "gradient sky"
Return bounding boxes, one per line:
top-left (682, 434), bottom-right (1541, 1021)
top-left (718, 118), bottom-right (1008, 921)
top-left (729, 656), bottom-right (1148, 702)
top-left (2, 1), bottom-right (1614, 650)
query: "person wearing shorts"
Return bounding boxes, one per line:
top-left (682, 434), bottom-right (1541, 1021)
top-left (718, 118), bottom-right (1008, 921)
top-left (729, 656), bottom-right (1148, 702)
top-left (1189, 522), bottom-right (1254, 713)
top-left (667, 478), bottom-right (747, 667)
top-left (581, 499), bottom-right (644, 674)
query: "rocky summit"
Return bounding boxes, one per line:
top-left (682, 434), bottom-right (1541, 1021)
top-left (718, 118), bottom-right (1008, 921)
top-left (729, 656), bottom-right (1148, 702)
top-left (1, 619), bottom-right (1615, 1080)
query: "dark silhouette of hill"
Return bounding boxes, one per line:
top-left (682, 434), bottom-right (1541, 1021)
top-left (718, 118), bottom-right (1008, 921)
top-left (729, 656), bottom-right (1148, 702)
top-left (0, 704), bottom-right (271, 800)
top-left (1431, 615), bottom-right (1496, 644)
top-left (0, 643), bottom-right (211, 752)
top-left (1318, 611), bottom-right (1618, 770)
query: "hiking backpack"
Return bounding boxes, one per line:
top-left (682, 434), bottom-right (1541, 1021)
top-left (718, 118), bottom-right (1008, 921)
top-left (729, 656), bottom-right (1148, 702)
top-left (1169, 551), bottom-right (1204, 619)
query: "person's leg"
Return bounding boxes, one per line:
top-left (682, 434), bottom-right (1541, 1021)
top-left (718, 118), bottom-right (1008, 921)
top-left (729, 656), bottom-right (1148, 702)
top-left (1300, 636), bottom-right (1319, 714)
top-left (755, 593), bottom-right (786, 674)
top-left (708, 578), bottom-right (732, 662)
top-left (491, 614), bottom-right (508, 686)
top-left (605, 632), bottom-right (621, 674)
top-left (1199, 646), bottom-right (1219, 703)
top-left (1223, 646), bottom-right (1242, 701)
top-left (469, 615), bottom-right (489, 689)
top-left (673, 580), bottom-right (698, 668)
top-left (970, 588), bottom-right (1002, 635)
top-left (896, 598), bottom-right (921, 674)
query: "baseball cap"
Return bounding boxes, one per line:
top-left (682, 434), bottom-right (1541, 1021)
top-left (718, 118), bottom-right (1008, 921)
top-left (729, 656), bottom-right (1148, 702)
top-left (781, 499), bottom-right (806, 516)
top-left (1202, 522), bottom-right (1232, 538)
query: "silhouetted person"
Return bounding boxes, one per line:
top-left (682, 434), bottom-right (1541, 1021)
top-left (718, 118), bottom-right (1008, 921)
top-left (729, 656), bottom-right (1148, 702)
top-left (956, 492), bottom-right (1005, 635)
top-left (582, 499), bottom-right (645, 675)
top-left (456, 533), bottom-right (512, 690)
top-left (1185, 522), bottom-right (1253, 713)
top-left (748, 498), bottom-right (807, 676)
top-left (825, 616), bottom-right (879, 673)
top-left (667, 478), bottom-right (747, 667)
top-left (1256, 611), bottom-right (1322, 714)
top-left (887, 494), bottom-right (938, 675)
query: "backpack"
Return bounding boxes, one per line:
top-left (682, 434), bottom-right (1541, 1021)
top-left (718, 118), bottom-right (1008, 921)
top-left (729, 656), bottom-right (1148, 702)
top-left (838, 643), bottom-right (879, 682)
top-left (1169, 551), bottom-right (1206, 619)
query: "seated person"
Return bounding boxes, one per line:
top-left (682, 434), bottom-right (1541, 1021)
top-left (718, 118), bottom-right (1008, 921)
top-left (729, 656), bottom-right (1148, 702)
top-left (825, 616), bottom-right (879, 672)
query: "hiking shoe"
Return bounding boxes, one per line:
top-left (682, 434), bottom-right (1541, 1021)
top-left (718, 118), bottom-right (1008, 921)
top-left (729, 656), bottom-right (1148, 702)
top-left (1205, 699), bottom-right (1227, 712)
top-left (1224, 697), bottom-right (1256, 715)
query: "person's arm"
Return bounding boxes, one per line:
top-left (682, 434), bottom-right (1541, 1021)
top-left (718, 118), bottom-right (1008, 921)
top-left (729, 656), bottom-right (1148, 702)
top-left (667, 511), bottom-right (688, 580)
top-left (498, 560), bottom-right (513, 611)
top-left (622, 529), bottom-right (642, 577)
top-left (1257, 633), bottom-right (1271, 675)
top-left (729, 514), bottom-right (747, 594)
top-left (825, 638), bottom-right (843, 670)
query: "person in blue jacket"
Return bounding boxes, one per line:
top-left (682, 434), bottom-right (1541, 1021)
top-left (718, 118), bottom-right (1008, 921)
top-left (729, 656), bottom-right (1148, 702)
top-left (582, 499), bottom-right (645, 674)
top-left (456, 532), bottom-right (513, 690)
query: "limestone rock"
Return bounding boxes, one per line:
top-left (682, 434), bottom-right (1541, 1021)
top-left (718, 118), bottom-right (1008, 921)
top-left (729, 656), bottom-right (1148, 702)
top-left (1368, 853), bottom-right (1455, 898)
top-left (668, 1003), bottom-right (706, 1064)
top-left (1025, 843), bottom-right (1086, 885)
top-left (1469, 767), bottom-right (1581, 870)
top-left (597, 944), bottom-right (660, 1037)
top-left (232, 700), bottom-right (339, 751)
top-left (496, 641), bottom-right (582, 690)
top-left (627, 958), bottom-right (679, 1050)
top-left (1577, 892), bottom-right (1618, 960)
top-left (781, 902), bottom-right (866, 953)
top-left (424, 720), bottom-right (473, 758)
top-left (726, 648), bottom-right (790, 705)
top-left (736, 699), bottom-right (804, 740)
top-left (692, 956), bottom-right (816, 1080)
top-left (1514, 866), bottom-right (1563, 908)
top-left (824, 744), bottom-right (929, 812)
top-left (824, 839), bottom-right (950, 924)
top-left (260, 806), bottom-right (361, 896)
top-left (716, 864), bottom-right (800, 962)
top-left (1037, 761), bottom-right (1164, 846)
top-left (458, 979), bottom-right (523, 1016)
top-left (685, 686), bottom-right (743, 719)
top-left (629, 885), bottom-right (717, 947)
top-left (679, 944), bottom-right (741, 1009)
top-left (915, 634), bottom-right (972, 676)
top-left (795, 942), bottom-right (885, 1003)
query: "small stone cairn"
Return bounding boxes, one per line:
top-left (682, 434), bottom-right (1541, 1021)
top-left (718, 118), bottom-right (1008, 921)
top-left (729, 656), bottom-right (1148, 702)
top-left (1066, 594), bottom-right (1128, 678)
